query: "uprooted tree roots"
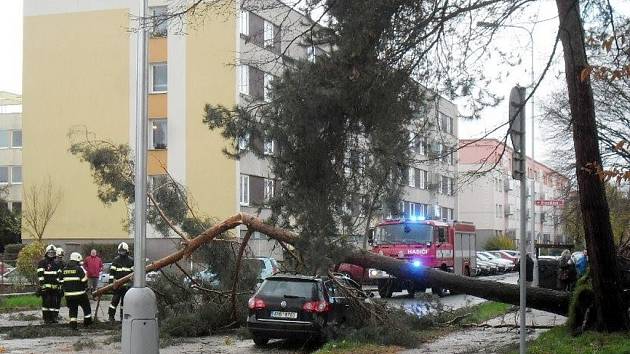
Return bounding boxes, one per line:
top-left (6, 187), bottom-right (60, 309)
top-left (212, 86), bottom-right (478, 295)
top-left (93, 213), bottom-right (572, 326)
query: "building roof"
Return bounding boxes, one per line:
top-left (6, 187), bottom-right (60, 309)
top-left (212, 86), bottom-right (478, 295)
top-left (0, 91), bottom-right (22, 106)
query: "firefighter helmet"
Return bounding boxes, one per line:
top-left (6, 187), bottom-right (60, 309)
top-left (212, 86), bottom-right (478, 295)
top-left (70, 252), bottom-right (82, 262)
top-left (118, 242), bottom-right (129, 254)
top-left (56, 247), bottom-right (64, 257)
top-left (45, 244), bottom-right (57, 258)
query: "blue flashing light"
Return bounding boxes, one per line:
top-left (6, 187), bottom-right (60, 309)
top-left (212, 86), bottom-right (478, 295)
top-left (417, 214), bottom-right (426, 221)
top-left (412, 260), bottom-right (422, 268)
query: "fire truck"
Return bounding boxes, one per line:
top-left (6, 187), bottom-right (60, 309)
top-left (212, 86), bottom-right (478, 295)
top-left (338, 217), bottom-right (477, 298)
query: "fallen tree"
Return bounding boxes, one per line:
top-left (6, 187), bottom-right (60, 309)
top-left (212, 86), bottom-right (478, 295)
top-left (94, 213), bottom-right (571, 316)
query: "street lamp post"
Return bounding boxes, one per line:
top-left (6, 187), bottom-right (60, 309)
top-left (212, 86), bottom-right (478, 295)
top-left (121, 1), bottom-right (159, 353)
top-left (477, 22), bottom-right (538, 286)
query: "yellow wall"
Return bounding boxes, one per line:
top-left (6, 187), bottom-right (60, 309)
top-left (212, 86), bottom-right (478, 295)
top-left (186, 11), bottom-right (237, 220)
top-left (148, 94), bottom-right (167, 118)
top-left (148, 150), bottom-right (167, 175)
top-left (23, 10), bottom-right (130, 239)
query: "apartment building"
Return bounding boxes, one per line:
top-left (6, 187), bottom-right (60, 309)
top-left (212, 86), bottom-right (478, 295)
top-left (458, 139), bottom-right (569, 249)
top-left (0, 92), bottom-right (23, 214)
top-left (23, 0), bottom-right (326, 258)
top-left (398, 96), bottom-right (458, 222)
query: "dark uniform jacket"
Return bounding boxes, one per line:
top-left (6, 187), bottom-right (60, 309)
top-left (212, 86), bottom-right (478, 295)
top-left (60, 262), bottom-right (88, 296)
top-left (109, 255), bottom-right (134, 287)
top-left (37, 258), bottom-right (61, 290)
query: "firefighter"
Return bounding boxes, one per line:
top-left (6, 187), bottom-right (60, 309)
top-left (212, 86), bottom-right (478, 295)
top-left (108, 242), bottom-right (133, 322)
top-left (37, 244), bottom-right (61, 324)
top-left (53, 247), bottom-right (66, 319)
top-left (60, 252), bottom-right (92, 330)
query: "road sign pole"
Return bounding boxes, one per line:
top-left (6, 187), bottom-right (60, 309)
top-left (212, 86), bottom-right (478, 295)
top-left (121, 1), bottom-right (159, 353)
top-left (509, 86), bottom-right (527, 354)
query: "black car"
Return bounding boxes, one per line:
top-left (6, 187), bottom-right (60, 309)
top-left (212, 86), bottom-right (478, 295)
top-left (246, 273), bottom-right (368, 346)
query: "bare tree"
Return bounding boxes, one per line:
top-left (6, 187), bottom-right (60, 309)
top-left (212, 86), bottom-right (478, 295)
top-left (22, 177), bottom-right (63, 241)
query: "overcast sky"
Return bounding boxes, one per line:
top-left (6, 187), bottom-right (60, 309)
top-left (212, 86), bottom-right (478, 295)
top-left (1, 0), bottom-right (625, 164)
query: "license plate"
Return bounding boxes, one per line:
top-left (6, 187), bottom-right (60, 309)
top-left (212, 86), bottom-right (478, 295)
top-left (270, 311), bottom-right (298, 319)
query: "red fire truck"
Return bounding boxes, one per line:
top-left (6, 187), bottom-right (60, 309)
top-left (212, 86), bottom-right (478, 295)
top-left (338, 217), bottom-right (477, 298)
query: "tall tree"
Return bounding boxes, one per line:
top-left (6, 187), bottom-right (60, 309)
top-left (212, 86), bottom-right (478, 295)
top-left (555, 0), bottom-right (628, 331)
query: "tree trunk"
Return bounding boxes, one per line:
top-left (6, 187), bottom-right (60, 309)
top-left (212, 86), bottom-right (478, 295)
top-left (94, 213), bottom-right (570, 316)
top-left (555, 0), bottom-right (629, 331)
top-left (344, 251), bottom-right (569, 316)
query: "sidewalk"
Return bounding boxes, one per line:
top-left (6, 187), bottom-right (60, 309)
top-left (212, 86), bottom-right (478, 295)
top-left (401, 309), bottom-right (566, 354)
top-left (0, 299), bottom-right (116, 327)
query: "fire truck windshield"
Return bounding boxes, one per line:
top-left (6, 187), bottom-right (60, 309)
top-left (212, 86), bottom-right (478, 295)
top-left (375, 223), bottom-right (433, 244)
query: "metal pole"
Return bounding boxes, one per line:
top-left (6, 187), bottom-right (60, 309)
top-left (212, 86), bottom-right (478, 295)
top-left (518, 91), bottom-right (528, 354)
top-left (121, 1), bottom-right (159, 352)
top-left (527, 29), bottom-right (539, 287)
top-left (134, 0), bottom-right (149, 290)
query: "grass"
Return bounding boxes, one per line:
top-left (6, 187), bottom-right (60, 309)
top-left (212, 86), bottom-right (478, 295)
top-left (316, 340), bottom-right (403, 354)
top-left (0, 294), bottom-right (41, 312)
top-left (523, 326), bottom-right (630, 354)
top-left (461, 301), bottom-right (513, 324)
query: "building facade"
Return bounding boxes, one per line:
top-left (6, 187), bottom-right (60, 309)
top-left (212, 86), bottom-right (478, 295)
top-left (22, 0), bottom-right (329, 258)
top-left (0, 92), bottom-right (23, 214)
top-left (458, 139), bottom-right (569, 250)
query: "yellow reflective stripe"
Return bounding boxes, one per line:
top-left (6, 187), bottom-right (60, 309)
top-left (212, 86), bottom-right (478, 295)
top-left (81, 276), bottom-right (88, 282)
top-left (63, 277), bottom-right (81, 281)
top-left (38, 277), bottom-right (45, 281)
top-left (50, 308), bottom-right (59, 312)
top-left (109, 305), bottom-right (117, 310)
top-left (43, 271), bottom-right (58, 275)
top-left (109, 266), bottom-right (117, 271)
top-left (41, 284), bottom-right (59, 289)
top-left (37, 268), bottom-right (44, 272)
top-left (84, 314), bottom-right (92, 318)
top-left (65, 290), bottom-right (86, 296)
top-left (117, 267), bottom-right (133, 272)
top-left (70, 317), bottom-right (77, 321)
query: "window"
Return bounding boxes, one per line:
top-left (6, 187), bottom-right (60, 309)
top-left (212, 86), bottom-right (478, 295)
top-left (306, 46), bottom-right (315, 62)
top-left (263, 20), bottom-right (274, 48)
top-left (264, 139), bottom-right (274, 155)
top-left (263, 73), bottom-right (274, 102)
top-left (238, 133), bottom-right (250, 151)
top-left (12, 130), bottom-right (21, 148)
top-left (409, 202), bottom-right (417, 217)
top-left (11, 202), bottom-right (21, 214)
top-left (408, 167), bottom-right (416, 188)
top-left (447, 208), bottom-right (453, 221)
top-left (240, 175), bottom-right (250, 206)
top-left (240, 10), bottom-right (249, 36)
top-left (419, 169), bottom-right (427, 189)
top-left (11, 166), bottom-right (21, 184)
top-left (264, 178), bottom-right (274, 202)
top-left (441, 176), bottom-right (449, 194)
top-left (150, 119), bottom-right (167, 149)
top-left (239, 65), bottom-right (249, 95)
top-left (0, 131), bottom-right (9, 148)
top-left (449, 149), bottom-right (455, 165)
top-left (151, 6), bottom-right (168, 36)
top-left (150, 63), bottom-right (167, 93)
top-left (0, 167), bottom-right (7, 183)
top-left (418, 137), bottom-right (426, 155)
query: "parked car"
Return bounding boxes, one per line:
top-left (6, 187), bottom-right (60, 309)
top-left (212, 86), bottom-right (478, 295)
top-left (187, 257), bottom-right (280, 288)
top-left (0, 267), bottom-right (31, 284)
top-left (97, 260), bottom-right (158, 288)
top-left (488, 250), bottom-right (519, 265)
top-left (246, 273), bottom-right (366, 345)
top-left (475, 258), bottom-right (498, 275)
top-left (479, 252), bottom-right (515, 272)
top-left (473, 259), bottom-right (492, 276)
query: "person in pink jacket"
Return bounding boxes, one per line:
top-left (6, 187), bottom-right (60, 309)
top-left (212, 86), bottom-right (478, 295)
top-left (83, 249), bottom-right (103, 296)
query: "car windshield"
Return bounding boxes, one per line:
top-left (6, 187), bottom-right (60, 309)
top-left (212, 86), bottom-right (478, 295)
top-left (477, 253), bottom-right (491, 261)
top-left (482, 252), bottom-right (499, 259)
top-left (258, 279), bottom-right (317, 299)
top-left (375, 223), bottom-right (433, 244)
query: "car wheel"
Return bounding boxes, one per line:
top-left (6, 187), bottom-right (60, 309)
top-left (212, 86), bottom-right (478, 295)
top-left (252, 334), bottom-right (269, 346)
top-left (377, 280), bottom-right (394, 298)
top-left (432, 287), bottom-right (446, 297)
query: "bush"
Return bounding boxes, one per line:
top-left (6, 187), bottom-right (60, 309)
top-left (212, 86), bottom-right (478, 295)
top-left (3, 243), bottom-right (24, 265)
top-left (16, 242), bottom-right (44, 284)
top-left (484, 234), bottom-right (516, 250)
top-left (81, 242), bottom-right (134, 262)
